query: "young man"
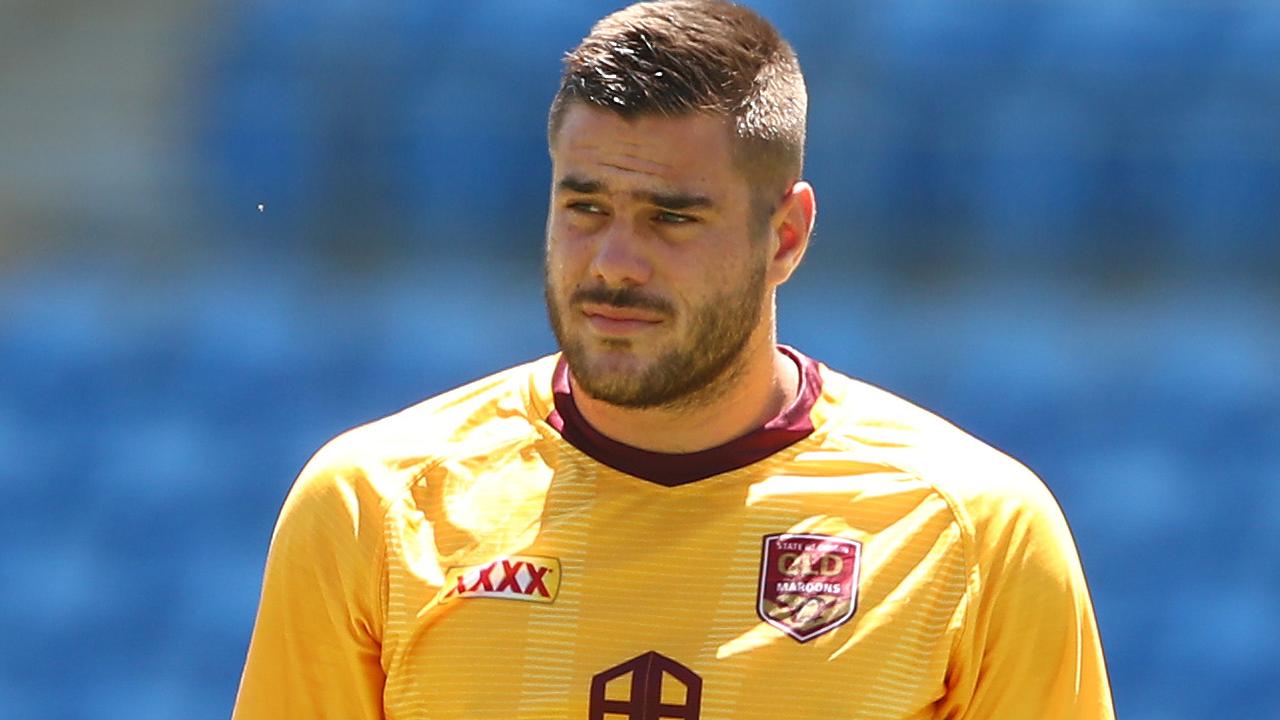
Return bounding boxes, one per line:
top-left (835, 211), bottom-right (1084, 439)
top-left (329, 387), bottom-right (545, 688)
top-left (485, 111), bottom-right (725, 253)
top-left (233, 2), bottom-right (1115, 718)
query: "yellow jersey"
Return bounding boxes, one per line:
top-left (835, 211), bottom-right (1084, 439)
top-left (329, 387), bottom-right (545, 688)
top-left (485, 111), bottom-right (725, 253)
top-left (233, 348), bottom-right (1114, 719)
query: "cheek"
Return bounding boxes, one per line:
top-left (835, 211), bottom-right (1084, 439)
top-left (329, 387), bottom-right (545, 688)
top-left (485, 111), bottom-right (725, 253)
top-left (547, 225), bottom-right (597, 278)
top-left (688, 250), bottom-right (763, 306)
top-left (687, 243), bottom-right (744, 285)
top-left (544, 237), bottom-right (580, 299)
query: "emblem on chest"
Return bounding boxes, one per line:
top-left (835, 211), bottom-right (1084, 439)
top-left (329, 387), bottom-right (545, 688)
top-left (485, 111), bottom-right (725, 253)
top-left (590, 651), bottom-right (702, 720)
top-left (442, 555), bottom-right (562, 604)
top-left (757, 533), bottom-right (862, 642)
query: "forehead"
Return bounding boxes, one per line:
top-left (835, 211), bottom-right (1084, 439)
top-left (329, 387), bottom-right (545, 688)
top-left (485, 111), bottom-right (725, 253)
top-left (550, 103), bottom-right (743, 196)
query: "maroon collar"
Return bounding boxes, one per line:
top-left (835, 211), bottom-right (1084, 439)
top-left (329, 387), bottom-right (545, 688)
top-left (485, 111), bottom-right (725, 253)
top-left (546, 346), bottom-right (823, 486)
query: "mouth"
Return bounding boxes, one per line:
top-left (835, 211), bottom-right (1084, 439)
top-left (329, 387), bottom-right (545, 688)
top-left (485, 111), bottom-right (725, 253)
top-left (579, 303), bottom-right (666, 336)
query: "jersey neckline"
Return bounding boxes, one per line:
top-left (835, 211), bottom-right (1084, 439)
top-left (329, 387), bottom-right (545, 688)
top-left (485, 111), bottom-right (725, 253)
top-left (546, 346), bottom-right (823, 486)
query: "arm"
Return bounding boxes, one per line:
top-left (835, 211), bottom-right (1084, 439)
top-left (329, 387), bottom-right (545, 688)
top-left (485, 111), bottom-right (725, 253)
top-left (940, 468), bottom-right (1115, 719)
top-left (233, 447), bottom-right (388, 720)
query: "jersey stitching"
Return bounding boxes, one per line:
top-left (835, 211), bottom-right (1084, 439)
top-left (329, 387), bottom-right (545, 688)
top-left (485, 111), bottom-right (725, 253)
top-left (376, 469), bottom-right (413, 673)
top-left (819, 428), bottom-right (979, 693)
top-left (928, 480), bottom-right (979, 686)
top-left (815, 374), bottom-right (980, 683)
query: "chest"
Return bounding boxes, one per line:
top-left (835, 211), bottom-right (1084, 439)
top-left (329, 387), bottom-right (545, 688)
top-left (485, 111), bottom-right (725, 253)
top-left (380, 463), bottom-right (968, 720)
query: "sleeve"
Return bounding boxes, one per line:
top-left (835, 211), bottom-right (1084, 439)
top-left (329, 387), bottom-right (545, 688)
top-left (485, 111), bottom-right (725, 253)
top-left (939, 467), bottom-right (1115, 720)
top-left (232, 445), bottom-right (389, 720)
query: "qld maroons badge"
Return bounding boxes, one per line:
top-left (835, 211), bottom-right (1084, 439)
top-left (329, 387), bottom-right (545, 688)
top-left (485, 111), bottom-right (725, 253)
top-left (757, 533), bottom-right (862, 642)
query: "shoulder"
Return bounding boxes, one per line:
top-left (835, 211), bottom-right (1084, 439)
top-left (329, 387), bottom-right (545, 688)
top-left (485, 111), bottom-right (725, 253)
top-left (287, 355), bottom-right (560, 515)
top-left (810, 364), bottom-right (1066, 539)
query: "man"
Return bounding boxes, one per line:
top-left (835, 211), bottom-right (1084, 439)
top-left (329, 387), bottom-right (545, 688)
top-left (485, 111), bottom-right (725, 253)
top-left (234, 2), bottom-right (1115, 718)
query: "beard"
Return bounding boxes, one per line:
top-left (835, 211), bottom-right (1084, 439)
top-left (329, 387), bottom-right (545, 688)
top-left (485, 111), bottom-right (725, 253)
top-left (545, 261), bottom-right (767, 410)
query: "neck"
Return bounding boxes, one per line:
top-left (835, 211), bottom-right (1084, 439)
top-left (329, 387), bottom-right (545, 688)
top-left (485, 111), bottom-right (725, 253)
top-left (569, 330), bottom-right (800, 454)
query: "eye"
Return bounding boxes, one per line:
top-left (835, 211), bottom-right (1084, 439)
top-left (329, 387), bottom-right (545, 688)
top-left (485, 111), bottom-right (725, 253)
top-left (654, 210), bottom-right (695, 224)
top-left (566, 201), bottom-right (605, 215)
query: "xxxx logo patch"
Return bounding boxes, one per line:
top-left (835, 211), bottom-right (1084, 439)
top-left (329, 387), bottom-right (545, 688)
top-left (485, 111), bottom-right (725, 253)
top-left (757, 533), bottom-right (861, 642)
top-left (443, 555), bottom-right (561, 604)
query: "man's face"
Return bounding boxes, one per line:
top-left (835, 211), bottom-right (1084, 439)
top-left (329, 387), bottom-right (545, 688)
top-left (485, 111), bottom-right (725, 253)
top-left (544, 103), bottom-right (772, 409)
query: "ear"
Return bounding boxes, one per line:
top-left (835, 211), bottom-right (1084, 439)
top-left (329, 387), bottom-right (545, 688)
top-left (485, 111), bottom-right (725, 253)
top-left (765, 181), bottom-right (816, 287)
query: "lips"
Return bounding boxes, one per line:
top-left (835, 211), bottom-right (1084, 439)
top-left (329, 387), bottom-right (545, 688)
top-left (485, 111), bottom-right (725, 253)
top-left (579, 303), bottom-right (666, 335)
top-left (580, 303), bottom-right (665, 323)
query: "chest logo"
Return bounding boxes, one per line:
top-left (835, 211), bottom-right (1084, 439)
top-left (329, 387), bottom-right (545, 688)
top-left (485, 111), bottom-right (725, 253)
top-left (442, 555), bottom-right (561, 604)
top-left (757, 533), bottom-right (862, 642)
top-left (589, 651), bottom-right (702, 720)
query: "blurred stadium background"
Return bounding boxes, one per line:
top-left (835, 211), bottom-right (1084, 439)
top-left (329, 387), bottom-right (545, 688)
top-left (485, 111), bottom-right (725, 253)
top-left (1, 1), bottom-right (1277, 718)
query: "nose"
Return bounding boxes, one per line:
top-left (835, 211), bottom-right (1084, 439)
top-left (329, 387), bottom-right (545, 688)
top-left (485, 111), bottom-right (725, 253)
top-left (589, 218), bottom-right (652, 287)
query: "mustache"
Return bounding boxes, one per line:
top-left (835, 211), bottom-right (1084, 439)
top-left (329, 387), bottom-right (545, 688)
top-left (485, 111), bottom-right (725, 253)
top-left (570, 285), bottom-right (675, 316)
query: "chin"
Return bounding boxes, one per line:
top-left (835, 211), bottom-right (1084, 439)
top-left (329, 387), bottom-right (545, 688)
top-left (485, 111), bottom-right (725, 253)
top-left (563, 336), bottom-right (649, 381)
top-left (581, 342), bottom-right (654, 375)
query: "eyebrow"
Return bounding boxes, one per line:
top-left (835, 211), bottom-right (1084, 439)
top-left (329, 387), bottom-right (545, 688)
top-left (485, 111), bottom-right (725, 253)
top-left (556, 175), bottom-right (715, 212)
top-left (557, 176), bottom-right (603, 195)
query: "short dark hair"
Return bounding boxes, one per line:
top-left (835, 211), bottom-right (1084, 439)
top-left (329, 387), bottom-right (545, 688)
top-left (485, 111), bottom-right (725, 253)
top-left (549, 0), bottom-right (807, 223)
